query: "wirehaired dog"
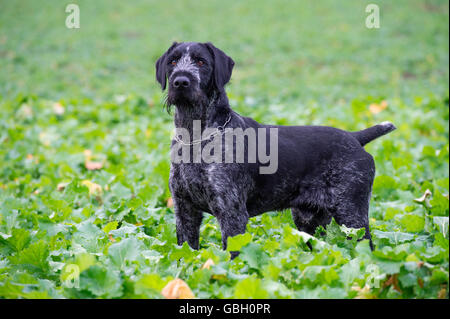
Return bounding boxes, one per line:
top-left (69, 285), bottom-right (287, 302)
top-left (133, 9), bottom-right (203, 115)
top-left (155, 42), bottom-right (395, 256)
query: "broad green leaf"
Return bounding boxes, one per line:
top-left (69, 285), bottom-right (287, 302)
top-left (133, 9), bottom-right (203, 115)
top-left (373, 230), bottom-right (415, 244)
top-left (102, 221), bottom-right (119, 234)
top-left (227, 232), bottom-right (252, 251)
top-left (8, 240), bottom-right (50, 275)
top-left (79, 265), bottom-right (123, 298)
top-left (108, 237), bottom-right (142, 268)
top-left (398, 214), bottom-right (425, 233)
top-left (239, 243), bottom-right (269, 269)
top-left (234, 277), bottom-right (269, 299)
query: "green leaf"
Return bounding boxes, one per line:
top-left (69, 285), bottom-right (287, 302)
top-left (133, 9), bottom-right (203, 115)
top-left (110, 182), bottom-right (132, 200)
top-left (169, 241), bottom-right (196, 261)
top-left (134, 274), bottom-right (171, 298)
top-left (108, 237), bottom-right (142, 268)
top-left (376, 261), bottom-right (402, 275)
top-left (430, 190), bottom-right (449, 216)
top-left (373, 175), bottom-right (398, 198)
top-left (0, 228), bottom-right (31, 253)
top-left (303, 266), bottom-right (339, 285)
top-left (419, 246), bottom-right (447, 263)
top-left (109, 222), bottom-right (138, 238)
top-left (102, 221), bottom-right (119, 234)
top-left (398, 214), bottom-right (425, 233)
top-left (433, 216), bottom-right (449, 237)
top-left (234, 276), bottom-right (269, 299)
top-left (72, 221), bottom-right (105, 253)
top-left (239, 243), bottom-right (269, 269)
top-left (373, 230), bottom-right (415, 244)
top-left (340, 258), bottom-right (360, 288)
top-left (227, 232), bottom-right (252, 251)
top-left (80, 265), bottom-right (123, 298)
top-left (430, 268), bottom-right (449, 285)
top-left (8, 240), bottom-right (50, 275)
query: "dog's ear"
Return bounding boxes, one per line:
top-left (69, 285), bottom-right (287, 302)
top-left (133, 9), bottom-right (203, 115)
top-left (203, 42), bottom-right (235, 91)
top-left (155, 42), bottom-right (178, 90)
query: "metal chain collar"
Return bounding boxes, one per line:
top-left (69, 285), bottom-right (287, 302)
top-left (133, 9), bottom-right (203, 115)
top-left (173, 115), bottom-right (232, 146)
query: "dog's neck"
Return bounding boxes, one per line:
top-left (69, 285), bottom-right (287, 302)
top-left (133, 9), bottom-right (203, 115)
top-left (173, 90), bottom-right (232, 133)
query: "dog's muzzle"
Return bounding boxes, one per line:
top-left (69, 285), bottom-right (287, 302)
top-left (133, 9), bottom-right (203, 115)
top-left (172, 75), bottom-right (190, 89)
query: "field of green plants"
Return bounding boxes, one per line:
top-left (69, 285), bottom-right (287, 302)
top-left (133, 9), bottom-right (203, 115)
top-left (0, 0), bottom-right (448, 299)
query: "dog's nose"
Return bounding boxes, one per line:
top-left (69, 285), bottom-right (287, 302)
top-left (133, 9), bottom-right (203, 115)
top-left (173, 76), bottom-right (190, 88)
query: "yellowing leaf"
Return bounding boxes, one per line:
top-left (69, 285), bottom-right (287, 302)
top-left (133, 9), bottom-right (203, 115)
top-left (414, 189), bottom-right (432, 203)
top-left (53, 102), bottom-right (65, 115)
top-left (39, 132), bottom-right (51, 146)
top-left (103, 221), bottom-right (119, 234)
top-left (438, 287), bottom-right (447, 299)
top-left (211, 274), bottom-right (227, 281)
top-left (57, 182), bottom-right (69, 191)
top-left (83, 150), bottom-right (104, 170)
top-left (161, 278), bottom-right (195, 299)
top-left (81, 180), bottom-right (102, 196)
top-left (83, 149), bottom-right (93, 159)
top-left (85, 161), bottom-right (103, 170)
top-left (201, 258), bottom-right (215, 270)
top-left (19, 103), bottom-right (33, 117)
top-left (352, 285), bottom-right (376, 299)
top-left (369, 100), bottom-right (388, 114)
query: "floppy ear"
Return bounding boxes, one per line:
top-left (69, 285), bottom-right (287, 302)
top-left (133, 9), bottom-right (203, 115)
top-left (155, 42), bottom-right (178, 90)
top-left (203, 42), bottom-right (235, 91)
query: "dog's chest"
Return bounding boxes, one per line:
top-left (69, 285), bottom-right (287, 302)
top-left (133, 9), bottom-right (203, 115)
top-left (170, 163), bottom-right (215, 210)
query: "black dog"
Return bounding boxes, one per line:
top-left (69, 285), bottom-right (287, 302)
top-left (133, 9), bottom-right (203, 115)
top-left (155, 42), bottom-right (395, 256)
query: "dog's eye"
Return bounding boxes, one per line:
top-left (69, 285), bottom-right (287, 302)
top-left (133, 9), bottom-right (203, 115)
top-left (197, 60), bottom-right (204, 66)
top-left (171, 60), bottom-right (177, 66)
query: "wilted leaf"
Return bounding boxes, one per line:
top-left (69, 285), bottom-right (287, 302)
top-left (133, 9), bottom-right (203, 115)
top-left (85, 161), bottom-right (103, 170)
top-left (201, 258), bottom-right (215, 270)
top-left (414, 189), bottom-right (432, 203)
top-left (52, 102), bottom-right (65, 115)
top-left (81, 180), bottom-right (102, 196)
top-left (161, 278), bottom-right (195, 299)
top-left (369, 100), bottom-right (388, 114)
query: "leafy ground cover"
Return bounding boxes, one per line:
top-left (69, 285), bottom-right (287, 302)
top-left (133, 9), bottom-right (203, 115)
top-left (0, 0), bottom-right (448, 298)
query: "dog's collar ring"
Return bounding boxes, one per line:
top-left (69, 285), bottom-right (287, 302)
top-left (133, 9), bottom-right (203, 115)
top-left (216, 115), bottom-right (231, 133)
top-left (174, 115), bottom-right (232, 146)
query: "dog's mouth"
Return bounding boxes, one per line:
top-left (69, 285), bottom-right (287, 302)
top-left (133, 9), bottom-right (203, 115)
top-left (167, 84), bottom-right (207, 108)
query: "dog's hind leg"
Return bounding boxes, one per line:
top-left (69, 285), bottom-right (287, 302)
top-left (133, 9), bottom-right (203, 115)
top-left (333, 200), bottom-right (374, 250)
top-left (291, 206), bottom-right (332, 236)
top-left (332, 156), bottom-right (375, 250)
top-left (291, 206), bottom-right (331, 251)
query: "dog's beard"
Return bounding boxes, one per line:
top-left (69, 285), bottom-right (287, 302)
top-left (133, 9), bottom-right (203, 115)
top-left (165, 87), bottom-right (208, 114)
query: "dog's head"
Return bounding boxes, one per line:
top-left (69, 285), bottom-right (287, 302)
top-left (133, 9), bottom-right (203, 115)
top-left (156, 42), bottom-right (234, 109)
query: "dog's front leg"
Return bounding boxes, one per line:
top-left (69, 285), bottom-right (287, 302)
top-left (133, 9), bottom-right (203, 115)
top-left (215, 207), bottom-right (249, 259)
top-left (173, 199), bottom-right (203, 250)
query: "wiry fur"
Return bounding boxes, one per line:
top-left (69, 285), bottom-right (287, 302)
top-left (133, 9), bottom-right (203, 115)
top-left (155, 41), bottom-right (396, 257)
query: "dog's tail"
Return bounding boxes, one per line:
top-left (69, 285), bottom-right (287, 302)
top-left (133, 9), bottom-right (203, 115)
top-left (351, 121), bottom-right (396, 146)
